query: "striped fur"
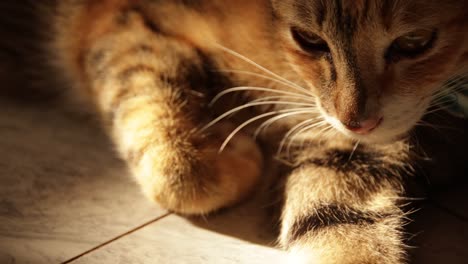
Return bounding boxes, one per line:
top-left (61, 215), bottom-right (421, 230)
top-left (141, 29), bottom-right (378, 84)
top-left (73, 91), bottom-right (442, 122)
top-left (279, 139), bottom-right (412, 263)
top-left (1, 0), bottom-right (468, 263)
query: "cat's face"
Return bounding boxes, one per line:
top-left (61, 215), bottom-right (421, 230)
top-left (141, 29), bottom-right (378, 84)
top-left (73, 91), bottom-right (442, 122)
top-left (272, 0), bottom-right (468, 143)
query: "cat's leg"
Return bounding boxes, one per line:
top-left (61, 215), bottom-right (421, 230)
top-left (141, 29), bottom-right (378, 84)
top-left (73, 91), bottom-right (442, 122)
top-left (279, 142), bottom-right (410, 264)
top-left (75, 11), bottom-right (262, 214)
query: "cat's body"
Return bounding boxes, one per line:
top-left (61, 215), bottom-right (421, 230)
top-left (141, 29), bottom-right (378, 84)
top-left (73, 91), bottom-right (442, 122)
top-left (1, 1), bottom-right (468, 263)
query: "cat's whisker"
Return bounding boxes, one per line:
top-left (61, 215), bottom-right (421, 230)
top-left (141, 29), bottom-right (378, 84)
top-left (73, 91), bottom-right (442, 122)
top-left (285, 120), bottom-right (328, 157)
top-left (274, 156), bottom-right (298, 167)
top-left (201, 100), bottom-right (316, 131)
top-left (278, 119), bottom-right (328, 158)
top-left (428, 99), bottom-right (456, 109)
top-left (415, 121), bottom-right (443, 132)
top-left (429, 73), bottom-right (468, 103)
top-left (430, 92), bottom-right (457, 101)
top-left (298, 120), bottom-right (328, 148)
top-left (251, 95), bottom-right (317, 104)
top-left (218, 110), bottom-right (285, 152)
top-left (450, 85), bottom-right (468, 93)
top-left (424, 106), bottom-right (452, 115)
top-left (427, 100), bottom-right (455, 109)
top-left (210, 86), bottom-right (314, 106)
top-left (431, 85), bottom-right (466, 101)
top-left (347, 140), bottom-right (361, 162)
top-left (317, 125), bottom-right (336, 147)
top-left (286, 119), bottom-right (327, 145)
top-left (277, 119), bottom-right (316, 157)
top-left (416, 120), bottom-right (459, 132)
top-left (445, 69), bottom-right (468, 80)
top-left (321, 128), bottom-right (338, 147)
top-left (427, 92), bottom-right (461, 109)
top-left (215, 69), bottom-right (318, 97)
top-left (215, 44), bottom-right (315, 97)
top-left (441, 77), bottom-right (465, 88)
top-left (381, 196), bottom-right (426, 202)
top-left (253, 108), bottom-right (317, 139)
top-left (327, 129), bottom-right (340, 143)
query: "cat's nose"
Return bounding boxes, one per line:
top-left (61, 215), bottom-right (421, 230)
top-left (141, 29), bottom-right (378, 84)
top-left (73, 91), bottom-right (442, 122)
top-left (343, 117), bottom-right (382, 135)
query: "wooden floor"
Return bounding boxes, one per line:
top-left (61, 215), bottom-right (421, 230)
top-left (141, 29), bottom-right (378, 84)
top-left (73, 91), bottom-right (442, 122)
top-left (0, 98), bottom-right (467, 264)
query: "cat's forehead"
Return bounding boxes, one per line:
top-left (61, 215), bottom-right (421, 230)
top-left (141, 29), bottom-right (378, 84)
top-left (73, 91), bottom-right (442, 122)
top-left (273, 0), bottom-right (463, 30)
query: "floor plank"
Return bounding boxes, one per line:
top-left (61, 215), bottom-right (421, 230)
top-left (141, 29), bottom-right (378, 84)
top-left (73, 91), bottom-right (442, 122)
top-left (0, 100), bottom-right (166, 264)
top-left (71, 162), bottom-right (286, 264)
top-left (73, 214), bottom-right (287, 264)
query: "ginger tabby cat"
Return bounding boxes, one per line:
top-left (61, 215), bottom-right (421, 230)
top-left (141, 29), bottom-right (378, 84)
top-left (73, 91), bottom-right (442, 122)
top-left (1, 1), bottom-right (467, 263)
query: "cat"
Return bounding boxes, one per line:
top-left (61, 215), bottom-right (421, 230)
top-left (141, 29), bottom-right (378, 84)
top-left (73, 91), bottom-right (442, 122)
top-left (1, 0), bottom-right (467, 263)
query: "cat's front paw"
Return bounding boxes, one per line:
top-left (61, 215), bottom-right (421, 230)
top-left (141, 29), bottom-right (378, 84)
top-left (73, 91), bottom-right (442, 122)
top-left (131, 122), bottom-right (263, 215)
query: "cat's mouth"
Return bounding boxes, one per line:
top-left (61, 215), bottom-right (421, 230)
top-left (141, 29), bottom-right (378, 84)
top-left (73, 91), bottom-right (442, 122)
top-left (324, 114), bottom-right (396, 143)
top-left (312, 97), bottom-right (424, 144)
top-left (317, 104), bottom-right (405, 144)
top-left (342, 117), bottom-right (383, 135)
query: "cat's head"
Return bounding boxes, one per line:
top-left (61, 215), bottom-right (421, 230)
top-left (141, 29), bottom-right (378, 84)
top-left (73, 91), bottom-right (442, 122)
top-left (272, 0), bottom-right (468, 143)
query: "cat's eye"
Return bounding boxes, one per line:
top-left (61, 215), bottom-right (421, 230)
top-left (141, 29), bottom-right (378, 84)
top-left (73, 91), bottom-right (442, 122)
top-left (291, 27), bottom-right (330, 53)
top-left (390, 29), bottom-right (436, 58)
